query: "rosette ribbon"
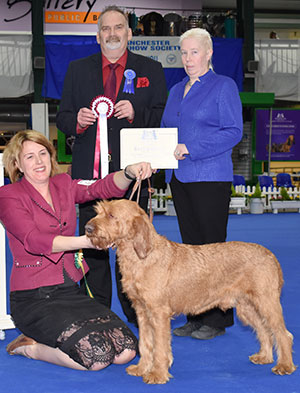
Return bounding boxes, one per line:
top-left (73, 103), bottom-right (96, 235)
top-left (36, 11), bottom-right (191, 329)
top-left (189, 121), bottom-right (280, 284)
top-left (90, 96), bottom-right (114, 179)
top-left (123, 69), bottom-right (136, 94)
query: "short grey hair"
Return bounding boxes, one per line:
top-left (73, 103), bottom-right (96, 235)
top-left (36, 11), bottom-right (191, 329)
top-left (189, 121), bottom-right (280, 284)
top-left (180, 28), bottom-right (213, 69)
top-left (98, 5), bottom-right (129, 31)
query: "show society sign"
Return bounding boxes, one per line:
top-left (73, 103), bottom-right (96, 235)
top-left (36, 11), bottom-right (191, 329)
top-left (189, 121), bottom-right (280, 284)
top-left (128, 37), bottom-right (181, 68)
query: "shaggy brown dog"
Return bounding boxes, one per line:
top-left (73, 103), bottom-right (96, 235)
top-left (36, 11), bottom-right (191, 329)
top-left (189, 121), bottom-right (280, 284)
top-left (85, 199), bottom-right (296, 384)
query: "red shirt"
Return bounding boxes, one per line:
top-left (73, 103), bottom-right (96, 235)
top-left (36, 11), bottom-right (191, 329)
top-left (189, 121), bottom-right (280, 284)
top-left (77, 50), bottom-right (128, 134)
top-left (102, 50), bottom-right (128, 94)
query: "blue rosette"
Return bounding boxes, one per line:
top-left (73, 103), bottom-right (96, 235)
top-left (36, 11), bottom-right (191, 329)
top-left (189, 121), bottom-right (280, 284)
top-left (123, 69), bottom-right (136, 94)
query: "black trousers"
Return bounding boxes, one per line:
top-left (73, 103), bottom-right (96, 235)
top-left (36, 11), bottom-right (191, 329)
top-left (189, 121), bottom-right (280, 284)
top-left (79, 186), bottom-right (148, 323)
top-left (170, 174), bottom-right (234, 329)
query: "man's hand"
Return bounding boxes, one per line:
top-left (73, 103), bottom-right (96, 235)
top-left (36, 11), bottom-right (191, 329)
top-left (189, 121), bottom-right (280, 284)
top-left (77, 107), bottom-right (96, 129)
top-left (114, 100), bottom-right (135, 120)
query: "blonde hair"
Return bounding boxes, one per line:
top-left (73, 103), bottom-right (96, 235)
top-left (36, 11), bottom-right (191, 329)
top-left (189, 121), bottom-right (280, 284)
top-left (98, 5), bottom-right (129, 31)
top-left (3, 130), bottom-right (60, 183)
top-left (180, 28), bottom-right (213, 69)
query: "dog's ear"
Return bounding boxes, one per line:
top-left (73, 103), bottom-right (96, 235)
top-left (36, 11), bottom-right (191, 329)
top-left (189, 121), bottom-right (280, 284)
top-left (130, 216), bottom-right (153, 259)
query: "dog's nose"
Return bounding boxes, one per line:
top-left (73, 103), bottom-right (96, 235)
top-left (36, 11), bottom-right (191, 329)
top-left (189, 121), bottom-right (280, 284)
top-left (85, 223), bottom-right (94, 235)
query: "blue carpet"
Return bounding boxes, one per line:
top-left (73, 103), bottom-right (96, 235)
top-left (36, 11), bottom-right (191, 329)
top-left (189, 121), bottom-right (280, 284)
top-left (0, 213), bottom-right (299, 393)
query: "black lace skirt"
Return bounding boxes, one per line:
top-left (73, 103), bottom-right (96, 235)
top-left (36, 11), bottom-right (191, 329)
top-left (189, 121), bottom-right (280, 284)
top-left (10, 283), bottom-right (138, 368)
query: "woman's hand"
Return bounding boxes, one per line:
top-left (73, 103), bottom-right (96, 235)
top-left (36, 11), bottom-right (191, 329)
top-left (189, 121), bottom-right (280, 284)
top-left (113, 162), bottom-right (155, 190)
top-left (83, 235), bottom-right (101, 249)
top-left (174, 144), bottom-right (189, 160)
top-left (52, 234), bottom-right (102, 253)
top-left (125, 162), bottom-right (155, 181)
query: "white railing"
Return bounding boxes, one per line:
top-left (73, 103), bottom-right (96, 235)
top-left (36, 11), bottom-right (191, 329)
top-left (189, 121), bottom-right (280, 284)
top-left (233, 185), bottom-right (300, 209)
top-left (255, 39), bottom-right (300, 101)
top-left (150, 185), bottom-right (300, 215)
top-left (150, 188), bottom-right (169, 213)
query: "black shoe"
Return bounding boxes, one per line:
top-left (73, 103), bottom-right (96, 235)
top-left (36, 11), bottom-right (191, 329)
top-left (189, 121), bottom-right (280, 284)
top-left (191, 325), bottom-right (225, 340)
top-left (173, 321), bottom-right (201, 337)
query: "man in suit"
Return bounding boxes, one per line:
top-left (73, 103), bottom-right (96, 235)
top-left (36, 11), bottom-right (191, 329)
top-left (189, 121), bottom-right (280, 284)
top-left (56, 5), bottom-right (167, 325)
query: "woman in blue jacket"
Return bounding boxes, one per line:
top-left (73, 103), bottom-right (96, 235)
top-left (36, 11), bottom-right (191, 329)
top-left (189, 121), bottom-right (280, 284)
top-left (0, 130), bottom-right (153, 370)
top-left (161, 28), bottom-right (243, 340)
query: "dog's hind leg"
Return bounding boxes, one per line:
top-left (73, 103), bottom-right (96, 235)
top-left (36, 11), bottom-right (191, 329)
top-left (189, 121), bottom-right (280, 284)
top-left (126, 305), bottom-right (154, 378)
top-left (254, 297), bottom-right (296, 375)
top-left (236, 299), bottom-right (274, 365)
top-left (142, 308), bottom-right (173, 384)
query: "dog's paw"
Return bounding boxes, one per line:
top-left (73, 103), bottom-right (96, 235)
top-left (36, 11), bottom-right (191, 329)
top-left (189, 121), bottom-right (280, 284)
top-left (143, 370), bottom-right (172, 385)
top-left (249, 353), bottom-right (273, 365)
top-left (126, 364), bottom-right (145, 377)
top-left (272, 363), bottom-right (297, 375)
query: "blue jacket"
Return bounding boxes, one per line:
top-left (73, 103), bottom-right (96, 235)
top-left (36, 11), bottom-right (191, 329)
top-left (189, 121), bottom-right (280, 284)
top-left (161, 70), bottom-right (243, 183)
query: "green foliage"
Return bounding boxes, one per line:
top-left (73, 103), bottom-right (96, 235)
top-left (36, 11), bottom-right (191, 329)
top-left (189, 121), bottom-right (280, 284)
top-left (249, 183), bottom-right (263, 199)
top-left (271, 187), bottom-right (300, 201)
top-left (162, 195), bottom-right (172, 201)
top-left (279, 187), bottom-right (292, 201)
top-left (231, 184), bottom-right (244, 197)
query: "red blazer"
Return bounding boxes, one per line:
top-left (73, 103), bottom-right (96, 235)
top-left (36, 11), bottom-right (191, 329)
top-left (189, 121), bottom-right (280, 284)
top-left (0, 173), bottom-right (125, 291)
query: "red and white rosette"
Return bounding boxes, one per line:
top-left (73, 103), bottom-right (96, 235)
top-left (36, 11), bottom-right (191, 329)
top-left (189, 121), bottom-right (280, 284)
top-left (90, 96), bottom-right (114, 179)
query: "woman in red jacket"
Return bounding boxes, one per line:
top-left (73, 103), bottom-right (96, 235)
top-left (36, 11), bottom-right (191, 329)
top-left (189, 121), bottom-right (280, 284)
top-left (0, 130), bottom-right (153, 370)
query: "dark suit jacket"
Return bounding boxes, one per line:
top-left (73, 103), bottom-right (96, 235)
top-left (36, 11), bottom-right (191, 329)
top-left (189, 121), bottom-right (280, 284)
top-left (56, 50), bottom-right (167, 180)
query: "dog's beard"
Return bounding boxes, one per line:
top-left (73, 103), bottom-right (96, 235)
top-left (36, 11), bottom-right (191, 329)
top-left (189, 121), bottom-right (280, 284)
top-left (105, 37), bottom-right (121, 50)
top-left (87, 231), bottom-right (113, 249)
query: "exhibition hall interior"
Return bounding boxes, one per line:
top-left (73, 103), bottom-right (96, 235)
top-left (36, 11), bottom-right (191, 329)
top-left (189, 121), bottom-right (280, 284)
top-left (0, 1), bottom-right (300, 392)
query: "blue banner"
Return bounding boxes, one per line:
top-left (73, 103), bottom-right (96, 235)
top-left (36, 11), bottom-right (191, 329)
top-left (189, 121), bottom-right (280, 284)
top-left (43, 35), bottom-right (243, 99)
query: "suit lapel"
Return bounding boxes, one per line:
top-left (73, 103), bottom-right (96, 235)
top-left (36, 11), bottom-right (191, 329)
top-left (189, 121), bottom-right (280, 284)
top-left (89, 52), bottom-right (138, 101)
top-left (116, 51), bottom-right (138, 101)
top-left (89, 52), bottom-right (104, 97)
top-left (20, 177), bottom-right (60, 220)
top-left (183, 73), bottom-right (214, 109)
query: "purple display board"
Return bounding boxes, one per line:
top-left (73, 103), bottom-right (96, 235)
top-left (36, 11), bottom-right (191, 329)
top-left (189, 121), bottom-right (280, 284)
top-left (256, 109), bottom-right (300, 161)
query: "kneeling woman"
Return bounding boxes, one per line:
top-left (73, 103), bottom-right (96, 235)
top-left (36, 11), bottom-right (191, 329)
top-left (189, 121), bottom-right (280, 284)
top-left (0, 130), bottom-right (154, 370)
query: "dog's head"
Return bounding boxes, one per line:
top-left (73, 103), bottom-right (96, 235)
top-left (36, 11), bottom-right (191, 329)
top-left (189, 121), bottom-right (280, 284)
top-left (85, 199), bottom-right (153, 259)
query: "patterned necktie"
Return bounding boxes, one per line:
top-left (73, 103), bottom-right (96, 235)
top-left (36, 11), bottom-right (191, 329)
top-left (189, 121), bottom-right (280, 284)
top-left (104, 63), bottom-right (119, 101)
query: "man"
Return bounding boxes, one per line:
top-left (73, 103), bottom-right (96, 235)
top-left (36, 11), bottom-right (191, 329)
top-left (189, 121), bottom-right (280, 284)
top-left (56, 6), bottom-right (167, 325)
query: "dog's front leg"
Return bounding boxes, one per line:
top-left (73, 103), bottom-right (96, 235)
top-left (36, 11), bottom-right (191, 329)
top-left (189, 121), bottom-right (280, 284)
top-left (142, 309), bottom-right (173, 384)
top-left (126, 305), bottom-right (154, 378)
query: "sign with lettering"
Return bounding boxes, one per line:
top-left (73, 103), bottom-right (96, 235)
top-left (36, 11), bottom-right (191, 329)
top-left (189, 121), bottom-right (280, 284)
top-left (45, 11), bottom-right (100, 24)
top-left (128, 38), bottom-right (181, 67)
top-left (0, 0), bottom-right (99, 32)
top-left (256, 109), bottom-right (300, 161)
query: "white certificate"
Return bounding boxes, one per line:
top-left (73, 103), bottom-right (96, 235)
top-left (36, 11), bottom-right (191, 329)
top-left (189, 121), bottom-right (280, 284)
top-left (120, 128), bottom-right (178, 169)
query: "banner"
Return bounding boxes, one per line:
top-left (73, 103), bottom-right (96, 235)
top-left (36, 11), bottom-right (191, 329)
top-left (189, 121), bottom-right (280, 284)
top-left (256, 109), bottom-right (300, 161)
top-left (128, 38), bottom-right (180, 67)
top-left (43, 35), bottom-right (243, 99)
